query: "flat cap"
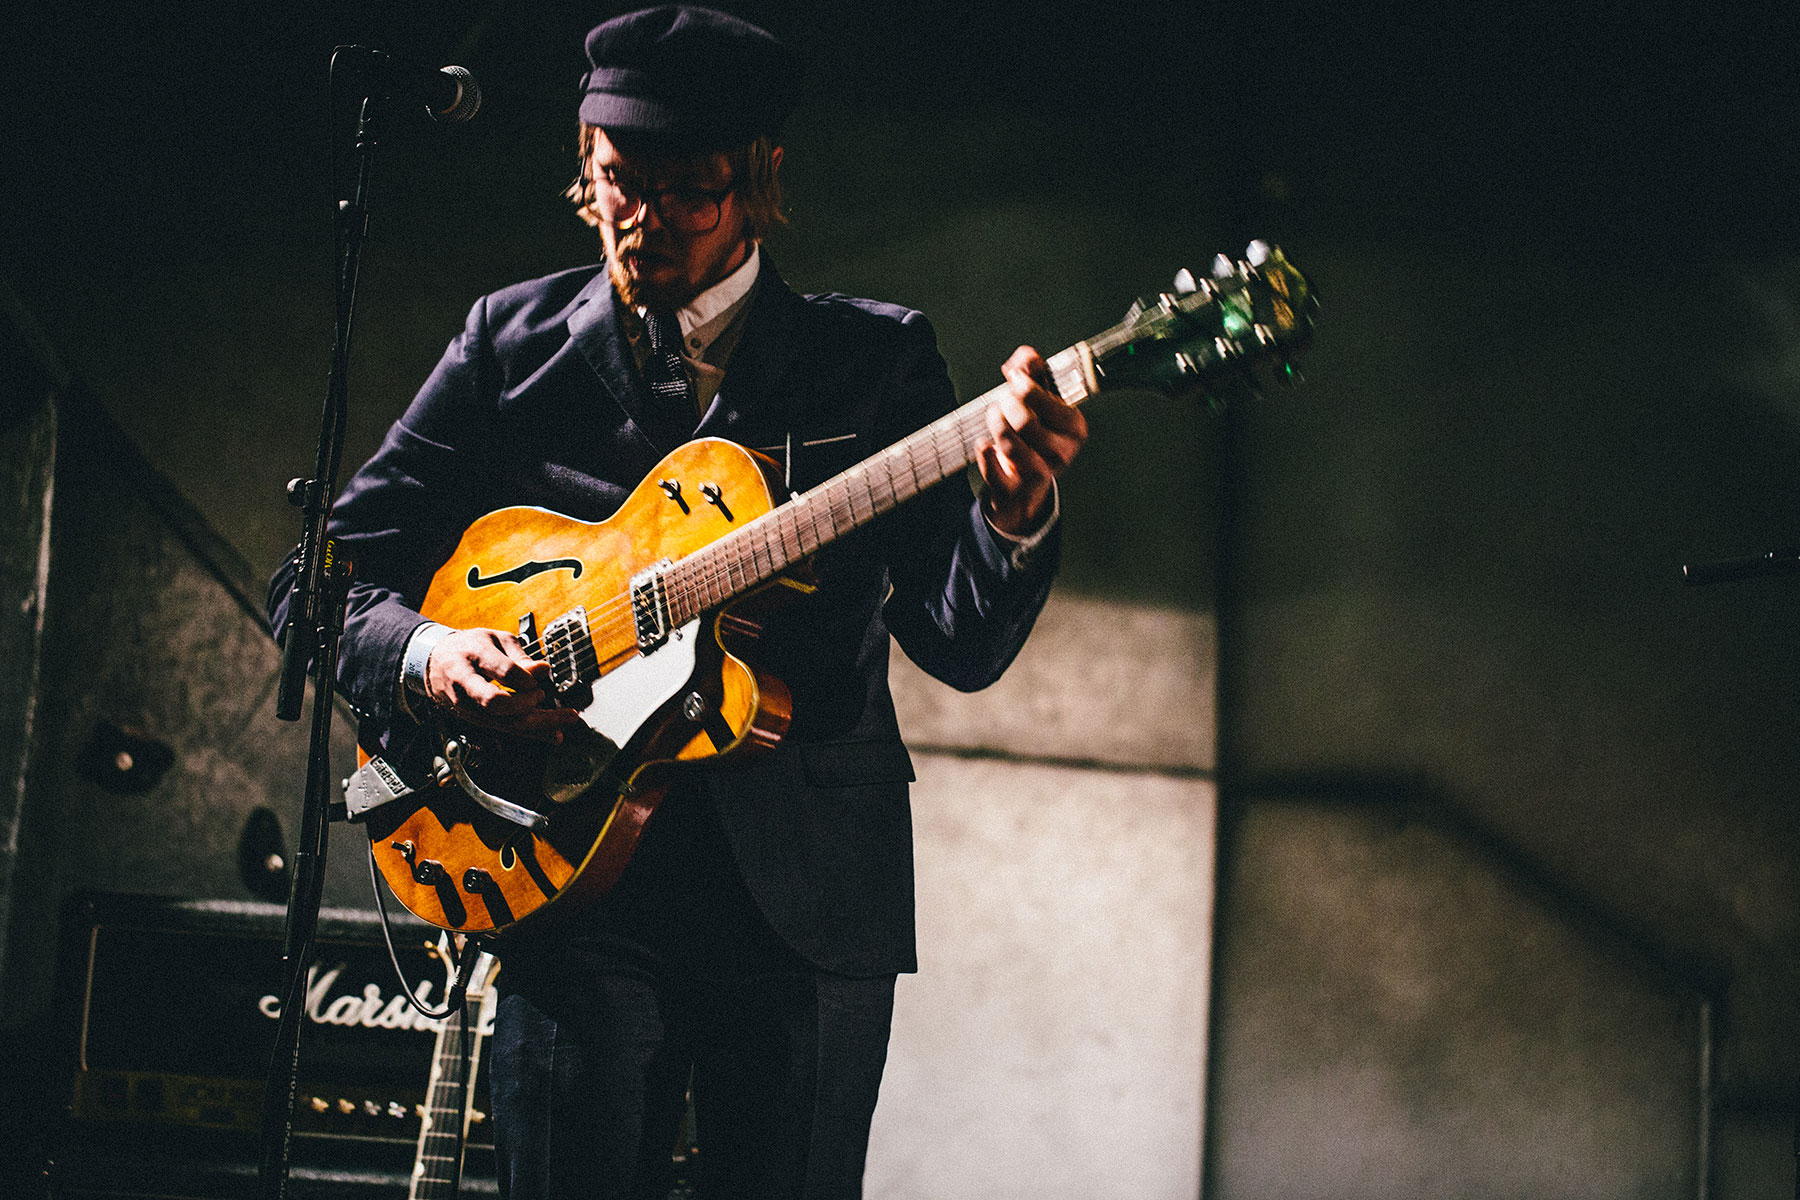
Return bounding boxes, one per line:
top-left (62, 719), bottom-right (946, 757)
top-left (580, 6), bottom-right (800, 152)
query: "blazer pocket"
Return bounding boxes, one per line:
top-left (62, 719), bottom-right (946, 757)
top-left (799, 739), bottom-right (916, 787)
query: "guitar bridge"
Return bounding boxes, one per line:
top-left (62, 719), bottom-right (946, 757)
top-left (629, 560), bottom-right (674, 652)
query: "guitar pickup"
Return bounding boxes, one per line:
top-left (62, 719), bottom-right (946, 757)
top-left (540, 606), bottom-right (599, 693)
top-left (629, 560), bottom-right (673, 652)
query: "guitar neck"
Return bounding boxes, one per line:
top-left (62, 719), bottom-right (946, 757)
top-left (410, 1005), bottom-right (480, 1200)
top-left (662, 343), bottom-right (1095, 623)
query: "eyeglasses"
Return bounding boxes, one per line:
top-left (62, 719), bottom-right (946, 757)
top-left (589, 168), bottom-right (736, 235)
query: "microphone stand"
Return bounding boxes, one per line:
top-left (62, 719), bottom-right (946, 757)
top-left (258, 78), bottom-right (384, 1200)
top-left (1680, 546), bottom-right (1800, 1199)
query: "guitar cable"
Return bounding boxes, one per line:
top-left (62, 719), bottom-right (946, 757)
top-left (367, 842), bottom-right (486, 1020)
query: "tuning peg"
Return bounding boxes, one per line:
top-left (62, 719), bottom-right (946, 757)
top-left (1245, 239), bottom-right (1273, 266)
top-left (1172, 268), bottom-right (1198, 295)
top-left (1211, 254), bottom-right (1235, 279)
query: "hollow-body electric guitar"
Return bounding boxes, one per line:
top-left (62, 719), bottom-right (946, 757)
top-left (346, 243), bottom-right (1315, 933)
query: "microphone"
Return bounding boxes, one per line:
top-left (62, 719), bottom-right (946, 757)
top-left (1681, 548), bottom-right (1800, 586)
top-left (336, 45), bottom-right (482, 124)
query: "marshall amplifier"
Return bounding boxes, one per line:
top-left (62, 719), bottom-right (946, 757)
top-left (47, 891), bottom-right (497, 1198)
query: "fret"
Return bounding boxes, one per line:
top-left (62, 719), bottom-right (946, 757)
top-left (839, 472), bottom-right (861, 525)
top-left (938, 414), bottom-right (963, 476)
top-left (776, 510), bottom-right (799, 564)
top-left (831, 480), bottom-right (852, 533)
top-left (759, 526), bottom-right (780, 579)
top-left (853, 466), bottom-right (877, 522)
top-left (873, 455), bottom-right (897, 511)
top-left (738, 532), bottom-right (763, 586)
top-left (852, 475), bottom-right (869, 522)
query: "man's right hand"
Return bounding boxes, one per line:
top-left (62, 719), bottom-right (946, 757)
top-left (424, 628), bottom-right (586, 741)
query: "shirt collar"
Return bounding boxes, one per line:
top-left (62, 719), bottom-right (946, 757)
top-left (641, 243), bottom-right (761, 359)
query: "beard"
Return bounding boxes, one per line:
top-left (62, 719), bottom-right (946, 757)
top-left (607, 226), bottom-right (648, 310)
top-left (605, 222), bottom-right (752, 313)
top-left (606, 226), bottom-right (694, 312)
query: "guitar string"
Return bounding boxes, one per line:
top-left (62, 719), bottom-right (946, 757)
top-left (532, 369), bottom-right (1083, 674)
top-left (536, 372), bottom-right (1074, 660)
top-left (512, 351), bottom-right (1092, 679)
top-left (534, 403), bottom-right (979, 654)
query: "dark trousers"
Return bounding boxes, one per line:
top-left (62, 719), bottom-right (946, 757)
top-left (488, 787), bottom-right (897, 1200)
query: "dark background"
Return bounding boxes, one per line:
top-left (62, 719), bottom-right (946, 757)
top-left (4, 1), bottom-right (1798, 1196)
top-left (8, 0), bottom-right (1794, 589)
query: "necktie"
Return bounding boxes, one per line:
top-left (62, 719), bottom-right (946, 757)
top-left (643, 310), bottom-right (694, 414)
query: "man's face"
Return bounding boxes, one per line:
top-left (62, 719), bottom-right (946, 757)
top-left (591, 129), bottom-right (753, 311)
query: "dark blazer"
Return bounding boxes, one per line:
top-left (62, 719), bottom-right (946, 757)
top-left (270, 256), bottom-right (1058, 976)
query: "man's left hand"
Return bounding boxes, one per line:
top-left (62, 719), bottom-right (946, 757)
top-left (978, 346), bottom-right (1089, 537)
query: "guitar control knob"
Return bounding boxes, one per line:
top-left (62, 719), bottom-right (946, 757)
top-left (699, 483), bottom-right (733, 521)
top-left (463, 867), bottom-right (495, 894)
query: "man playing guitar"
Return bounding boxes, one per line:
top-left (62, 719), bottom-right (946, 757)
top-left (270, 7), bottom-right (1084, 1198)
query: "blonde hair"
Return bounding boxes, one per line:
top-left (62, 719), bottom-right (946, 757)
top-left (566, 126), bottom-right (786, 240)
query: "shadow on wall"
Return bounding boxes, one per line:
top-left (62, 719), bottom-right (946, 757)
top-left (1206, 771), bottom-right (1727, 1200)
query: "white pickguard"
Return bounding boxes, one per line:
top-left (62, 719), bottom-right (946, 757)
top-left (578, 618), bottom-right (700, 747)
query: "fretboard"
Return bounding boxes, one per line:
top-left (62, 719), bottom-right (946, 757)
top-left (659, 343), bottom-right (1095, 623)
top-left (411, 1004), bottom-right (479, 1200)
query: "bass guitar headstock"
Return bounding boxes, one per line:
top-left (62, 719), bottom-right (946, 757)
top-left (1087, 241), bottom-right (1316, 408)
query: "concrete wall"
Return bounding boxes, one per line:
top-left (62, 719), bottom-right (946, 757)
top-left (872, 595), bottom-right (1217, 1199)
top-left (1209, 245), bottom-right (1800, 1197)
top-left (1209, 795), bottom-right (1709, 1199)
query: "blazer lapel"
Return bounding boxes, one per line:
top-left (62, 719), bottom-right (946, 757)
top-left (565, 269), bottom-right (695, 458)
top-left (693, 255), bottom-right (802, 444)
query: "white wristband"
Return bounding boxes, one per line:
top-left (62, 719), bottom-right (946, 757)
top-left (398, 621), bottom-right (452, 718)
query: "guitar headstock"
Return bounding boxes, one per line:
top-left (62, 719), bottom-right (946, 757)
top-left (431, 931), bottom-right (500, 1003)
top-left (1087, 241), bottom-right (1316, 407)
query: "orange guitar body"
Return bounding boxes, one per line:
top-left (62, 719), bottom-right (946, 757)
top-left (361, 438), bottom-right (805, 934)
